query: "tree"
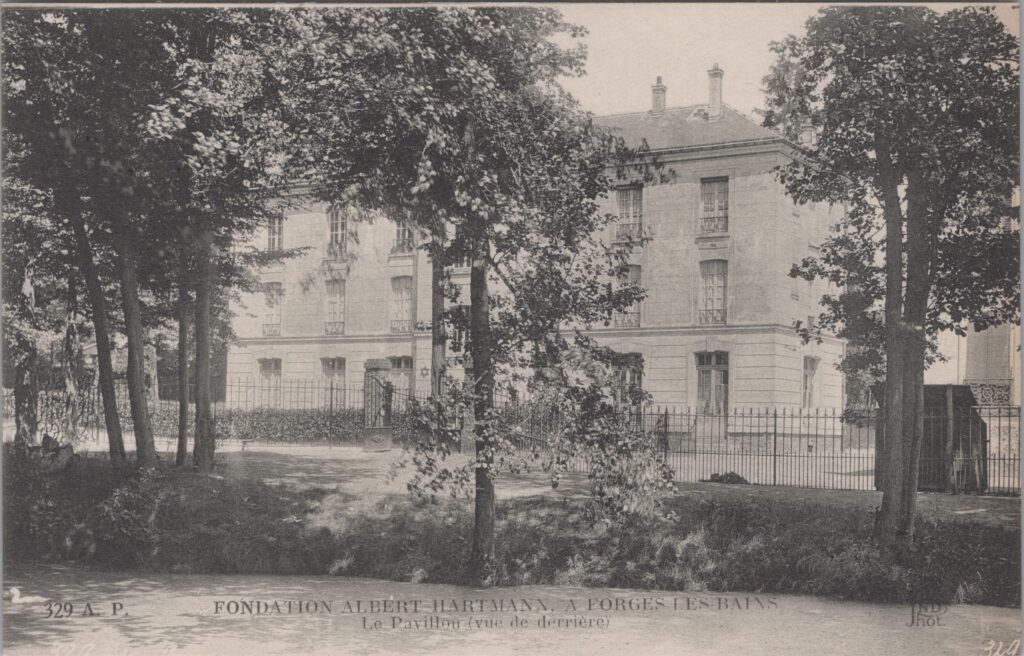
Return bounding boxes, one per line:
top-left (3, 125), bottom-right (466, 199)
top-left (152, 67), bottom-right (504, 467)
top-left (763, 6), bottom-right (1019, 550)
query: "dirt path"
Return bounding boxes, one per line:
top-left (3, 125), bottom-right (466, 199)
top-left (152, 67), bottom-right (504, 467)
top-left (213, 445), bottom-right (1020, 527)
top-left (4, 562), bottom-right (1020, 656)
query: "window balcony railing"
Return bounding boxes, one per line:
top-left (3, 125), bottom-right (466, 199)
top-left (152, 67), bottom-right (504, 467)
top-left (262, 323), bottom-right (281, 337)
top-left (613, 311), bottom-right (641, 328)
top-left (324, 321), bottom-right (345, 336)
top-left (700, 214), bottom-right (729, 234)
top-left (698, 309), bottom-right (727, 325)
top-left (391, 319), bottom-right (413, 334)
top-left (392, 237), bottom-right (415, 253)
top-left (615, 222), bottom-right (644, 242)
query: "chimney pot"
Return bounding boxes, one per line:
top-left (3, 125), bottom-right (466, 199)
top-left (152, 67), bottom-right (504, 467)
top-left (651, 76), bottom-right (666, 114)
top-left (707, 64), bottom-right (724, 120)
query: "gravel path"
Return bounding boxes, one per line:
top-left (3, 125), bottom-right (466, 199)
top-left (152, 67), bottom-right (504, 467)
top-left (4, 562), bottom-right (1020, 656)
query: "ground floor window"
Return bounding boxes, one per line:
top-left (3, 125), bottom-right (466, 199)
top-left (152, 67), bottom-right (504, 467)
top-left (696, 351), bottom-right (729, 414)
top-left (258, 357), bottom-right (282, 406)
top-left (388, 356), bottom-right (413, 390)
top-left (610, 352), bottom-right (644, 409)
top-left (802, 356), bottom-right (819, 408)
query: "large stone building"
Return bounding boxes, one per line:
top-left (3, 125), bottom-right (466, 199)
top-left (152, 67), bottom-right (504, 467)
top-left (225, 65), bottom-right (846, 410)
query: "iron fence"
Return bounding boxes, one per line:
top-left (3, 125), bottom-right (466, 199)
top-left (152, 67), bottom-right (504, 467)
top-left (2, 380), bottom-right (1018, 495)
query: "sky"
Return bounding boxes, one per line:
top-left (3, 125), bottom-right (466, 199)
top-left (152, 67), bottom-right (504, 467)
top-left (554, 3), bottom-right (1020, 118)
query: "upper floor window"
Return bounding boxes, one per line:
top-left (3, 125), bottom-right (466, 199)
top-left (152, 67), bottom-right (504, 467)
top-left (699, 260), bottom-right (727, 325)
top-left (390, 276), bottom-right (413, 333)
top-left (615, 187), bottom-right (643, 241)
top-left (700, 177), bottom-right (729, 233)
top-left (328, 205), bottom-right (347, 253)
top-left (267, 213), bottom-right (284, 251)
top-left (614, 264), bottom-right (642, 328)
top-left (263, 282), bottom-right (283, 336)
top-left (324, 278), bottom-right (345, 335)
top-left (802, 356), bottom-right (820, 408)
top-left (393, 223), bottom-right (414, 253)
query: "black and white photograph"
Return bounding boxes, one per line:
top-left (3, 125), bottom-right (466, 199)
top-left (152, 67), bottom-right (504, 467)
top-left (1, 3), bottom-right (1021, 654)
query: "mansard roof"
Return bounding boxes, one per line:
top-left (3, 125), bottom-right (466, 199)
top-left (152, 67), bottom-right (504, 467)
top-left (595, 104), bottom-right (784, 152)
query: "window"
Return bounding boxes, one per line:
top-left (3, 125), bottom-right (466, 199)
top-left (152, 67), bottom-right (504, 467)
top-left (258, 358), bottom-right (282, 406)
top-left (324, 279), bottom-right (345, 335)
top-left (322, 357), bottom-right (345, 382)
top-left (388, 356), bottom-right (413, 390)
top-left (449, 305), bottom-right (469, 353)
top-left (263, 282), bottom-right (283, 336)
top-left (393, 223), bottom-right (414, 253)
top-left (322, 357), bottom-right (346, 406)
top-left (611, 352), bottom-right (644, 409)
top-left (615, 187), bottom-right (643, 241)
top-left (699, 260), bottom-right (727, 325)
top-left (327, 205), bottom-right (347, 254)
top-left (696, 351), bottom-right (729, 414)
top-left (700, 178), bottom-right (729, 233)
top-left (802, 356), bottom-right (819, 408)
top-left (390, 276), bottom-right (413, 333)
top-left (388, 356), bottom-right (413, 370)
top-left (267, 213), bottom-right (284, 251)
top-left (614, 265), bottom-right (641, 328)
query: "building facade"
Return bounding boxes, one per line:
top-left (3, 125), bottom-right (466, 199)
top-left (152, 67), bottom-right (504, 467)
top-left (225, 65), bottom-right (846, 410)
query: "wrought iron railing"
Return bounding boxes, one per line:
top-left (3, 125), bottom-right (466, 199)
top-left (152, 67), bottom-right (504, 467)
top-left (700, 214), bottom-right (728, 234)
top-left (262, 323), bottom-right (281, 337)
top-left (390, 319), bottom-right (413, 333)
top-left (613, 310), bottom-right (640, 328)
top-left (615, 222), bottom-right (644, 241)
top-left (392, 237), bottom-right (414, 253)
top-left (324, 321), bottom-right (345, 335)
top-left (698, 308), bottom-right (726, 325)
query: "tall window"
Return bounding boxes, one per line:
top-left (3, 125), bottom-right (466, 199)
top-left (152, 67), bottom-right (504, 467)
top-left (324, 278), bottom-right (345, 335)
top-left (390, 276), bottom-right (413, 333)
top-left (322, 357), bottom-right (345, 384)
top-left (802, 356), bottom-right (819, 408)
top-left (328, 205), bottom-right (347, 254)
top-left (700, 177), bottom-right (729, 233)
top-left (696, 351), bottom-right (729, 414)
top-left (393, 223), bottom-right (414, 253)
top-left (263, 282), bottom-right (283, 336)
top-left (611, 352), bottom-right (644, 410)
top-left (615, 187), bottom-right (643, 241)
top-left (388, 356), bottom-right (413, 390)
top-left (614, 265), bottom-right (642, 328)
top-left (699, 260), bottom-right (727, 325)
top-left (267, 213), bottom-right (284, 251)
top-left (258, 358), bottom-right (282, 406)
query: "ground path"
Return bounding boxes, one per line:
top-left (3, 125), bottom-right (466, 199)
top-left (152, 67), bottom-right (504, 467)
top-left (4, 562), bottom-right (1020, 656)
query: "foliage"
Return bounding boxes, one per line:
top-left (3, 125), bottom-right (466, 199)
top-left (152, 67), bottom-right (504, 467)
top-left (7, 458), bottom-right (1018, 607)
top-left (762, 6), bottom-right (1019, 372)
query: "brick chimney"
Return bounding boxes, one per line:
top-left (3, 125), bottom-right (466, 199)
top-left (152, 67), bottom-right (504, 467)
top-left (651, 76), bottom-right (666, 114)
top-left (708, 63), bottom-right (724, 120)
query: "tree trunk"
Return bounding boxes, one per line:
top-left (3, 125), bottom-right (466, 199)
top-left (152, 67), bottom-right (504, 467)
top-left (895, 170), bottom-right (934, 546)
top-left (431, 231), bottom-right (447, 397)
top-left (112, 205), bottom-right (158, 467)
top-left (872, 134), bottom-right (906, 549)
top-left (69, 202), bottom-right (126, 464)
top-left (192, 221), bottom-right (215, 471)
top-left (61, 272), bottom-right (82, 443)
top-left (12, 334), bottom-right (39, 447)
top-left (468, 224), bottom-right (496, 586)
top-left (176, 274), bottom-right (190, 466)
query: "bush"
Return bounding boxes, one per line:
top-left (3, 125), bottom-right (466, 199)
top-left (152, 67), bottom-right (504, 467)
top-left (5, 451), bottom-right (1019, 608)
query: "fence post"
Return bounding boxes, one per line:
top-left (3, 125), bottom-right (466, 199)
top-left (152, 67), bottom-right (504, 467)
top-left (772, 408), bottom-right (778, 486)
